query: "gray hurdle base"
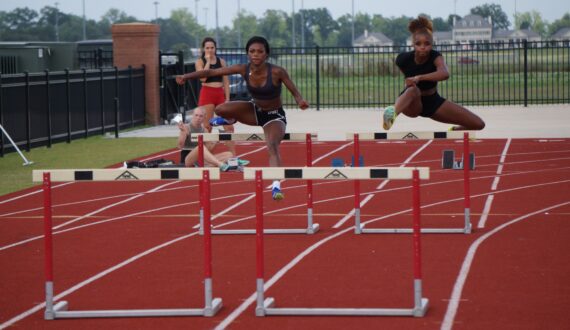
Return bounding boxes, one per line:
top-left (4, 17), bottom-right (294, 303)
top-left (193, 132), bottom-right (320, 235)
top-left (248, 167), bottom-right (430, 317)
top-left (34, 168), bottom-right (223, 319)
top-left (347, 131), bottom-right (475, 234)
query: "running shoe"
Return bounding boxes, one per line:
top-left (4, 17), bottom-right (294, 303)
top-left (237, 158), bottom-right (250, 166)
top-left (272, 186), bottom-right (284, 201)
top-left (220, 163), bottom-right (230, 172)
top-left (209, 117), bottom-right (236, 127)
top-left (382, 106), bottom-right (397, 130)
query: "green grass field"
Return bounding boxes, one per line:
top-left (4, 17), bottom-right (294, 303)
top-left (0, 136), bottom-right (175, 197)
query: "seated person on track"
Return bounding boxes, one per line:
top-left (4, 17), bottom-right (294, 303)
top-left (176, 36), bottom-right (309, 201)
top-left (178, 107), bottom-right (249, 170)
top-left (383, 16), bottom-right (485, 132)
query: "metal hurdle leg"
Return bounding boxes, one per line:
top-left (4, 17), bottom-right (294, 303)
top-left (355, 131), bottom-right (474, 235)
top-left (196, 132), bottom-right (320, 235)
top-left (37, 168), bottom-right (223, 319)
top-left (250, 167), bottom-right (429, 318)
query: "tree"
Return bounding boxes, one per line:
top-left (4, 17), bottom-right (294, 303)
top-left (227, 10), bottom-right (258, 48)
top-left (302, 8), bottom-right (338, 46)
top-left (257, 10), bottom-right (288, 47)
top-left (514, 11), bottom-right (547, 37)
top-left (470, 3), bottom-right (510, 30)
top-left (547, 12), bottom-right (570, 36)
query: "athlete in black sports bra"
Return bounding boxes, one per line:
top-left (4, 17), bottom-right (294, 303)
top-left (382, 16), bottom-right (485, 132)
top-left (176, 36), bottom-right (309, 200)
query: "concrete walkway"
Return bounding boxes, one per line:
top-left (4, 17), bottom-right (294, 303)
top-left (119, 104), bottom-right (570, 140)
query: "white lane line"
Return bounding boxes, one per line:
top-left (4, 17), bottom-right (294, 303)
top-left (3, 177), bottom-right (570, 329)
top-left (0, 230), bottom-right (200, 330)
top-left (441, 201), bottom-right (570, 330)
top-left (478, 138), bottom-right (511, 228)
top-left (333, 140), bottom-right (433, 229)
top-left (218, 182), bottom-right (570, 329)
top-left (0, 151), bottom-right (179, 206)
top-left (53, 181), bottom-right (180, 230)
top-left (0, 182), bottom-right (74, 205)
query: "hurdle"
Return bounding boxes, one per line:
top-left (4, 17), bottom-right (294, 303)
top-left (246, 167), bottom-right (429, 317)
top-left (192, 132), bottom-right (320, 235)
top-left (347, 131), bottom-right (475, 234)
top-left (32, 168), bottom-right (222, 319)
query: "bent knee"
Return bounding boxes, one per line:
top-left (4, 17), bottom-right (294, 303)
top-left (404, 86), bottom-right (421, 99)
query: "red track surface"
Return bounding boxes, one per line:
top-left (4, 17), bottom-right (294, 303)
top-left (1, 138), bottom-right (570, 329)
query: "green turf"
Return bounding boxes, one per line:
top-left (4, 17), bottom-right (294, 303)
top-left (0, 136), bottom-right (175, 197)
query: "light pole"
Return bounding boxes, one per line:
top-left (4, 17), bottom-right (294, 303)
top-left (195, 0), bottom-right (200, 48)
top-left (215, 0), bottom-right (220, 47)
top-left (203, 7), bottom-right (208, 30)
top-left (301, 0), bottom-right (304, 48)
top-left (55, 2), bottom-right (59, 42)
top-left (291, 0), bottom-right (295, 47)
top-left (82, 0), bottom-right (86, 40)
top-left (237, 0), bottom-right (241, 48)
top-left (351, 0), bottom-right (355, 46)
top-left (153, 1), bottom-right (159, 22)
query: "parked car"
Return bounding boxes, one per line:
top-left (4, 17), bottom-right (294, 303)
top-left (457, 56), bottom-right (480, 64)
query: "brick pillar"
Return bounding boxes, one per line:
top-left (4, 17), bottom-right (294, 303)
top-left (111, 23), bottom-right (160, 125)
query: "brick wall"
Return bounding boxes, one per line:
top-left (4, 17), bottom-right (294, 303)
top-left (112, 23), bottom-right (160, 125)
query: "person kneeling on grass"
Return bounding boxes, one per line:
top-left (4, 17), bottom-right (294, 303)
top-left (178, 107), bottom-right (249, 171)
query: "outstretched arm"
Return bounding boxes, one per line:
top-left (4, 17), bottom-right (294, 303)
top-left (176, 64), bottom-right (245, 85)
top-left (278, 67), bottom-right (309, 110)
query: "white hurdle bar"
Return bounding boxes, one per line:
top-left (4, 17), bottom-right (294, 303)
top-left (33, 168), bottom-right (222, 320)
top-left (248, 167), bottom-right (429, 317)
top-left (192, 132), bottom-right (320, 235)
top-left (347, 131), bottom-right (475, 234)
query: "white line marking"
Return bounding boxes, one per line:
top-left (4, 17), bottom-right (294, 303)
top-left (0, 182), bottom-right (74, 205)
top-left (333, 140), bottom-right (433, 228)
top-left (441, 201), bottom-right (570, 330)
top-left (478, 138), bottom-right (511, 228)
top-left (3, 176), bottom-right (570, 328)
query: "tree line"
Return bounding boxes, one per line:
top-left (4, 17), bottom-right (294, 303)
top-left (1, 4), bottom-right (569, 54)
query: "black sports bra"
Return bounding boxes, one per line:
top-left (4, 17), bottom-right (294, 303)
top-left (202, 56), bottom-right (223, 83)
top-left (244, 63), bottom-right (282, 100)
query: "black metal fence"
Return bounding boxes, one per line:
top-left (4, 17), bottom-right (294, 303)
top-left (217, 40), bottom-right (569, 109)
top-left (0, 66), bottom-right (145, 156)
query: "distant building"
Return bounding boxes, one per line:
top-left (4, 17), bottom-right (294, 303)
top-left (353, 30), bottom-right (394, 51)
top-left (550, 27), bottom-right (570, 46)
top-left (407, 14), bottom-right (543, 48)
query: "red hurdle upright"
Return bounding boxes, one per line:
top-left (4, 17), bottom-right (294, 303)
top-left (38, 168), bottom-right (222, 319)
top-left (248, 166), bottom-right (429, 317)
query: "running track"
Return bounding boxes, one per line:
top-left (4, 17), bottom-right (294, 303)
top-left (1, 138), bottom-right (569, 329)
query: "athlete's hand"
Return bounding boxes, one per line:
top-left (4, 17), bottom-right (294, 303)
top-left (176, 75), bottom-right (186, 85)
top-left (297, 99), bottom-right (309, 110)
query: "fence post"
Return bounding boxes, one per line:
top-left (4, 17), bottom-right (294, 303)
top-left (83, 68), bottom-right (89, 138)
top-left (65, 69), bottom-right (71, 143)
top-left (45, 70), bottom-right (52, 148)
top-left (129, 65), bottom-right (134, 127)
top-left (178, 50), bottom-right (186, 112)
top-left (114, 97), bottom-right (119, 138)
top-left (523, 40), bottom-right (528, 107)
top-left (315, 45), bottom-right (320, 111)
top-left (100, 68), bottom-right (105, 135)
top-left (114, 66), bottom-right (119, 132)
top-left (24, 71), bottom-right (31, 151)
top-left (97, 48), bottom-right (103, 68)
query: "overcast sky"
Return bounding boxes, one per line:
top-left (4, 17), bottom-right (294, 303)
top-left (1, 0), bottom-right (568, 29)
